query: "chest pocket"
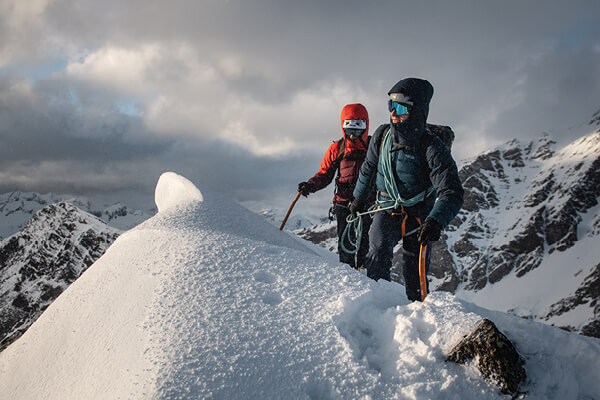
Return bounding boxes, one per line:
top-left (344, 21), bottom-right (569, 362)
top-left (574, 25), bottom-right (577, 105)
top-left (394, 149), bottom-right (430, 193)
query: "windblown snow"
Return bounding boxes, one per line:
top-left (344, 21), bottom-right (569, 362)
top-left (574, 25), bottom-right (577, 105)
top-left (0, 172), bottom-right (599, 399)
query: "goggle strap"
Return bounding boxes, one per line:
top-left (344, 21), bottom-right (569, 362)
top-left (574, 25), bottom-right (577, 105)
top-left (389, 93), bottom-right (413, 105)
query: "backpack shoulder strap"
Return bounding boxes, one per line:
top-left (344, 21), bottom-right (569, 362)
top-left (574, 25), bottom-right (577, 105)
top-left (378, 124), bottom-right (390, 153)
top-left (336, 137), bottom-right (345, 161)
top-left (331, 138), bottom-right (345, 174)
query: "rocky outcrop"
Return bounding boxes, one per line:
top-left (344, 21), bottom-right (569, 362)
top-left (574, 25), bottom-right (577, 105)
top-left (294, 223), bottom-right (338, 253)
top-left (447, 132), bottom-right (600, 288)
top-left (590, 108), bottom-right (600, 128)
top-left (544, 263), bottom-right (600, 338)
top-left (447, 318), bottom-right (526, 396)
top-left (0, 203), bottom-right (120, 351)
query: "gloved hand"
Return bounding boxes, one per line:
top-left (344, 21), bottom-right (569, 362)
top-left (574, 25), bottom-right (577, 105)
top-left (417, 218), bottom-right (442, 243)
top-left (297, 181), bottom-right (315, 197)
top-left (349, 198), bottom-right (366, 217)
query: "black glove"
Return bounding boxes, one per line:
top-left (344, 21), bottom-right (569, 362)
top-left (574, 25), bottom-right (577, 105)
top-left (417, 218), bottom-right (442, 243)
top-left (297, 181), bottom-right (315, 197)
top-left (349, 198), bottom-right (366, 217)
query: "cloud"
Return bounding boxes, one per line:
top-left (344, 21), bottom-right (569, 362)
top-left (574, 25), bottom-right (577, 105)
top-left (65, 45), bottom-right (161, 94)
top-left (1, 0), bottom-right (599, 211)
top-left (0, 0), bottom-right (52, 66)
top-left (0, 72), bottom-right (323, 209)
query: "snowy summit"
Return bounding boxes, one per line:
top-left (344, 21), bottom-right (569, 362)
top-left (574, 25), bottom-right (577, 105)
top-left (0, 172), bottom-right (599, 399)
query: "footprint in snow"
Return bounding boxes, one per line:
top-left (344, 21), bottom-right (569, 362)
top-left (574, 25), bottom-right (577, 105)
top-left (254, 271), bottom-right (278, 284)
top-left (263, 291), bottom-right (283, 306)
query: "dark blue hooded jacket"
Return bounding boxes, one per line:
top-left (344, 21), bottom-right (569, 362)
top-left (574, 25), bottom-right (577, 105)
top-left (352, 78), bottom-right (463, 228)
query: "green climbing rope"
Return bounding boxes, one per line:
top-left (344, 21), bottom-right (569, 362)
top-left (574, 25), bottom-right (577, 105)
top-left (341, 128), bottom-right (434, 255)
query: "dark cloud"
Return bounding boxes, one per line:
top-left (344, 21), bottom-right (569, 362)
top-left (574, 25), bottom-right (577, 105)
top-left (0, 0), bottom-right (599, 211)
top-left (0, 71), bottom-right (322, 207)
top-left (0, 76), bottom-right (167, 164)
top-left (488, 41), bottom-right (600, 145)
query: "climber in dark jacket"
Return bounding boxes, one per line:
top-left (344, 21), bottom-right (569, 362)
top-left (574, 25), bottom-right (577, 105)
top-left (351, 78), bottom-right (463, 301)
top-left (298, 103), bottom-right (374, 269)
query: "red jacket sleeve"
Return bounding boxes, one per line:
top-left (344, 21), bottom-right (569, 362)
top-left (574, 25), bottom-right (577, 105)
top-left (307, 141), bottom-right (339, 191)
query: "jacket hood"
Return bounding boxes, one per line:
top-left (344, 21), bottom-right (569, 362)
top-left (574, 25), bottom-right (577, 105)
top-left (340, 103), bottom-right (369, 148)
top-left (388, 78), bottom-right (433, 141)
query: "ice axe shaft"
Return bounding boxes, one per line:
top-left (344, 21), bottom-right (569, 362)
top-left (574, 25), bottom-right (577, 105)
top-left (280, 192), bottom-right (302, 230)
top-left (419, 244), bottom-right (428, 301)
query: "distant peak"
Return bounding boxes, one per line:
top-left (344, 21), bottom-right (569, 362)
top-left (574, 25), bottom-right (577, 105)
top-left (155, 172), bottom-right (203, 213)
top-left (590, 108), bottom-right (600, 127)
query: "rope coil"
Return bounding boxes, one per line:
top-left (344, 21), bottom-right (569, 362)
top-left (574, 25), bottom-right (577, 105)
top-left (341, 128), bottom-right (433, 255)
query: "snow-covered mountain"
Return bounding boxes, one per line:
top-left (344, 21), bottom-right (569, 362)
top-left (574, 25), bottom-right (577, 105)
top-left (0, 190), bottom-right (152, 351)
top-left (0, 172), bottom-right (598, 399)
top-left (0, 191), bottom-right (153, 240)
top-left (255, 207), bottom-right (317, 230)
top-left (447, 130), bottom-right (600, 337)
top-left (295, 128), bottom-right (600, 338)
top-left (0, 202), bottom-right (121, 351)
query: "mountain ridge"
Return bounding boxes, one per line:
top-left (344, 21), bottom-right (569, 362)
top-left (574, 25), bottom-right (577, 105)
top-left (0, 190), bottom-right (152, 240)
top-left (0, 202), bottom-right (121, 350)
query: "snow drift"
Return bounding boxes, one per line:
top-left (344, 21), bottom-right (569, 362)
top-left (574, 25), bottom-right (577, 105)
top-left (0, 172), bottom-right (599, 399)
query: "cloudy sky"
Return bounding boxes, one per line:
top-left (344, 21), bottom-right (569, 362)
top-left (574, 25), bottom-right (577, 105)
top-left (1, 0), bottom-right (599, 215)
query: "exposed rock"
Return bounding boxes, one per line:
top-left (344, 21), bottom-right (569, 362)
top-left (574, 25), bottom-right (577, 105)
top-left (545, 203), bottom-right (579, 252)
top-left (545, 264), bottom-right (600, 338)
top-left (444, 131), bottom-right (600, 337)
top-left (590, 108), bottom-right (600, 127)
top-left (294, 223), bottom-right (337, 253)
top-left (428, 240), bottom-right (459, 292)
top-left (530, 134), bottom-right (556, 160)
top-left (523, 173), bottom-right (555, 207)
top-left (446, 318), bottom-right (526, 396)
top-left (0, 203), bottom-right (120, 352)
top-left (493, 207), bottom-right (546, 280)
top-left (502, 147), bottom-right (525, 168)
top-left (460, 168), bottom-right (500, 212)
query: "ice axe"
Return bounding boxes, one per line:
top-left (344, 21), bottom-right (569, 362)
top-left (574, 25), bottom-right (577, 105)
top-left (418, 244), bottom-right (428, 301)
top-left (280, 192), bottom-right (302, 230)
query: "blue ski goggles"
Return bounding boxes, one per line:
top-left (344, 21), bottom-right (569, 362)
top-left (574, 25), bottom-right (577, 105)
top-left (387, 100), bottom-right (412, 115)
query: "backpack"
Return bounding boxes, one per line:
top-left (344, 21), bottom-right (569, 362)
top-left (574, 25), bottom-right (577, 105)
top-left (378, 123), bottom-right (455, 201)
top-left (334, 135), bottom-right (371, 166)
top-left (379, 123), bottom-right (454, 154)
top-left (426, 124), bottom-right (454, 150)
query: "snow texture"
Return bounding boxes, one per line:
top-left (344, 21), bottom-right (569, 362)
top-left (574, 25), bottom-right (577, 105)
top-left (0, 172), bottom-right (599, 399)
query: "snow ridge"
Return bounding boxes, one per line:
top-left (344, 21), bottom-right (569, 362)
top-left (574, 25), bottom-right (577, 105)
top-left (1, 172), bottom-right (599, 399)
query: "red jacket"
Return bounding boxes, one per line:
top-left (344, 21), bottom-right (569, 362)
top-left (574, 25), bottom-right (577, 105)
top-left (308, 104), bottom-right (371, 204)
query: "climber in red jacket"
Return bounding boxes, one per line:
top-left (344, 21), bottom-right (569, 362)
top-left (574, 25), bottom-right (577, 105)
top-left (297, 103), bottom-right (373, 269)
